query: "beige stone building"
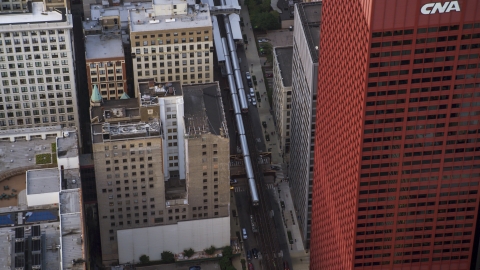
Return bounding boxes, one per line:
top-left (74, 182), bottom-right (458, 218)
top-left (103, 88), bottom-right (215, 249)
top-left (91, 82), bottom-right (230, 265)
top-left (272, 46), bottom-right (293, 161)
top-left (129, 0), bottom-right (214, 88)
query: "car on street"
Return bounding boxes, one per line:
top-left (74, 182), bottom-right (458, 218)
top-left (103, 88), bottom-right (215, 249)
top-left (247, 95), bottom-right (252, 103)
top-left (189, 266), bottom-right (201, 270)
top-left (251, 99), bottom-right (257, 106)
top-left (242, 228), bottom-right (248, 240)
top-left (265, 134), bottom-right (270, 141)
top-left (265, 73), bottom-right (273, 78)
top-left (245, 72), bottom-right (251, 80)
top-left (230, 179), bottom-right (238, 184)
top-left (252, 248), bottom-right (259, 259)
top-left (248, 262), bottom-right (254, 270)
top-left (262, 121), bottom-right (267, 128)
top-left (247, 250), bottom-right (252, 260)
top-left (258, 38), bottom-right (269, 43)
top-left (283, 261), bottom-right (290, 270)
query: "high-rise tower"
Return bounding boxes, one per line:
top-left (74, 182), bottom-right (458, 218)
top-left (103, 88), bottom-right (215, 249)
top-left (311, 0), bottom-right (480, 269)
top-left (0, 0), bottom-right (79, 131)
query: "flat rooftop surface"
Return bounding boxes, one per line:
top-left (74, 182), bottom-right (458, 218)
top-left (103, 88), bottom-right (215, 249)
top-left (139, 81), bottom-right (183, 106)
top-left (91, 98), bottom-right (140, 122)
top-left (60, 189), bottom-right (81, 214)
top-left (85, 34), bottom-right (124, 60)
top-left (26, 168), bottom-right (60, 195)
top-left (0, 2), bottom-right (65, 25)
top-left (274, 46), bottom-right (293, 87)
top-left (57, 132), bottom-right (79, 159)
top-left (0, 221), bottom-right (61, 269)
top-left (183, 83), bottom-right (227, 137)
top-left (0, 136), bottom-right (57, 175)
top-left (129, 2), bottom-right (211, 32)
top-left (297, 2), bottom-right (321, 62)
top-left (61, 212), bottom-right (84, 270)
top-left (60, 189), bottom-right (84, 270)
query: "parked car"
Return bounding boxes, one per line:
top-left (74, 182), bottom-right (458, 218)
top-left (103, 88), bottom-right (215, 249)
top-left (283, 261), bottom-right (290, 270)
top-left (245, 72), bottom-right (251, 80)
top-left (265, 73), bottom-right (273, 78)
top-left (242, 228), bottom-right (248, 239)
top-left (265, 134), bottom-right (270, 141)
top-left (258, 38), bottom-right (269, 43)
top-left (262, 121), bottom-right (267, 128)
top-left (189, 266), bottom-right (201, 270)
top-left (230, 179), bottom-right (238, 184)
top-left (251, 99), bottom-right (257, 106)
top-left (247, 250), bottom-right (252, 260)
top-left (252, 248), bottom-right (259, 259)
top-left (248, 262), bottom-right (254, 270)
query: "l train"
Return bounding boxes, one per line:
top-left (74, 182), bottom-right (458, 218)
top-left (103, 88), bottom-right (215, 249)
top-left (221, 33), bottom-right (259, 206)
top-left (224, 18), bottom-right (250, 113)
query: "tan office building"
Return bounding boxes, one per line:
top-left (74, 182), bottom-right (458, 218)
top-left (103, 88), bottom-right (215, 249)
top-left (91, 82), bottom-right (230, 265)
top-left (129, 0), bottom-right (214, 88)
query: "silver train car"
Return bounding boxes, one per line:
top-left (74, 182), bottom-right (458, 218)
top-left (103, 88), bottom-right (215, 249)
top-left (224, 20), bottom-right (249, 113)
top-left (221, 35), bottom-right (259, 206)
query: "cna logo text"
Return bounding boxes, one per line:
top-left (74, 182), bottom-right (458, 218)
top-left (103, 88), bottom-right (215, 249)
top-left (421, 1), bottom-right (461, 14)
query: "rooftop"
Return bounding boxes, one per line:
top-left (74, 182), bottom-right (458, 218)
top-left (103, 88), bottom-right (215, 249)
top-left (0, 2), bottom-right (65, 26)
top-left (88, 3), bottom-right (135, 25)
top-left (139, 80), bottom-right (183, 106)
top-left (297, 2), bottom-right (321, 62)
top-left (57, 132), bottom-right (79, 159)
top-left (0, 136), bottom-right (56, 175)
top-left (85, 34), bottom-right (124, 60)
top-left (183, 83), bottom-right (228, 137)
top-left (26, 168), bottom-right (60, 195)
top-left (91, 98), bottom-right (140, 122)
top-left (274, 46), bottom-right (294, 87)
top-left (90, 98), bottom-right (162, 143)
top-left (0, 222), bottom-right (62, 269)
top-left (60, 190), bottom-right (84, 270)
top-left (63, 168), bottom-right (82, 190)
top-left (129, 1), bottom-right (211, 33)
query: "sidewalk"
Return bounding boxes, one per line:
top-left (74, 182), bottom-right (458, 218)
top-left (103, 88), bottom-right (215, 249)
top-left (275, 181), bottom-right (310, 270)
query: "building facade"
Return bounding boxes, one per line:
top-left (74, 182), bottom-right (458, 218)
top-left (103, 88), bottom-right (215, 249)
top-left (84, 15), bottom-right (127, 101)
top-left (288, 1), bottom-right (321, 249)
top-left (311, 0), bottom-right (480, 269)
top-left (272, 46), bottom-right (293, 161)
top-left (129, 0), bottom-right (214, 88)
top-left (92, 82), bottom-right (230, 265)
top-left (0, 1), bottom-right (79, 130)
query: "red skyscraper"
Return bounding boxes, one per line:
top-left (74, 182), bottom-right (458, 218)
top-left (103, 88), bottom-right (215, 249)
top-left (311, 0), bottom-right (480, 269)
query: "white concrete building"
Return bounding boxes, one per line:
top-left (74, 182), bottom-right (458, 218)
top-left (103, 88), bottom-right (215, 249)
top-left (272, 46), bottom-right (293, 161)
top-left (0, 1), bottom-right (79, 131)
top-left (288, 1), bottom-right (321, 249)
